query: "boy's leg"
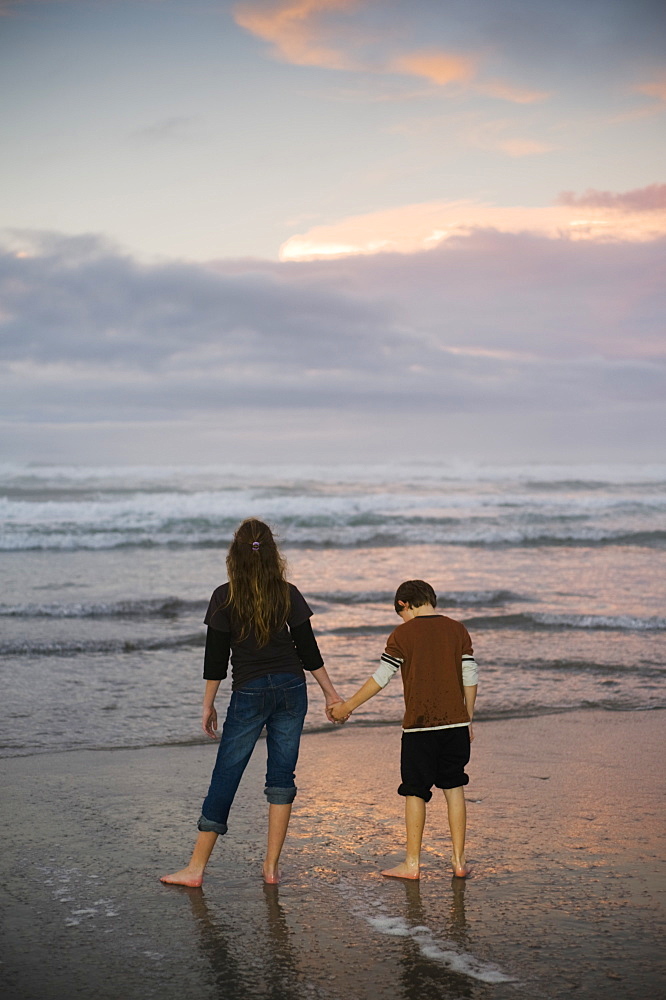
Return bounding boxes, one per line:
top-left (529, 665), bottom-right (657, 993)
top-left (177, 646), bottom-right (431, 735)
top-left (381, 795), bottom-right (426, 879)
top-left (383, 730), bottom-right (434, 879)
top-left (436, 727), bottom-right (471, 877)
top-left (443, 785), bottom-right (470, 877)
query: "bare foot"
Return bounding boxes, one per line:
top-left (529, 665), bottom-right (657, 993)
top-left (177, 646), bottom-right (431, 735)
top-left (451, 857), bottom-right (471, 878)
top-left (381, 863), bottom-right (420, 880)
top-left (160, 867), bottom-right (204, 888)
top-left (262, 867), bottom-right (281, 885)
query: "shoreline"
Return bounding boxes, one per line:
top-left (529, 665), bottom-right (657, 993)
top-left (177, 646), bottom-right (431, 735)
top-left (3, 703), bottom-right (663, 760)
top-left (1, 710), bottom-right (664, 999)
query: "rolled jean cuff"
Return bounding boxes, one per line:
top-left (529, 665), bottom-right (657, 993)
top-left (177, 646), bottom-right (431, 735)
top-left (197, 813), bottom-right (228, 835)
top-left (264, 785), bottom-right (297, 805)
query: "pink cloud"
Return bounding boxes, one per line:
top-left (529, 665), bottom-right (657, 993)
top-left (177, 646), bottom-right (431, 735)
top-left (558, 184), bottom-right (666, 212)
top-left (476, 78), bottom-right (550, 105)
top-left (635, 75), bottom-right (666, 102)
top-left (390, 52), bottom-right (548, 104)
top-left (390, 49), bottom-right (476, 88)
top-left (233, 3), bottom-right (547, 105)
top-left (279, 194), bottom-right (666, 261)
top-left (233, 0), bottom-right (358, 70)
top-left (496, 138), bottom-right (553, 157)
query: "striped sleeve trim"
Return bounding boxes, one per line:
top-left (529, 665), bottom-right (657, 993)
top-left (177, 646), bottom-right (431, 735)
top-left (372, 651), bottom-right (403, 688)
top-left (462, 655), bottom-right (478, 686)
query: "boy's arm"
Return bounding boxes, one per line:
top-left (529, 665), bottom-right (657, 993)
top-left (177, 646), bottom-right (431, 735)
top-left (330, 677), bottom-right (382, 720)
top-left (464, 684), bottom-right (477, 741)
top-left (461, 627), bottom-right (478, 740)
top-left (330, 650), bottom-right (403, 721)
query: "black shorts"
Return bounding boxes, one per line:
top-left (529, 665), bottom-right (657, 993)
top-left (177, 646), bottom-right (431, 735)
top-left (399, 726), bottom-right (470, 802)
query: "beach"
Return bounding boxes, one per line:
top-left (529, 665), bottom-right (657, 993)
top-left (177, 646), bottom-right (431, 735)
top-left (1, 462), bottom-right (664, 997)
top-left (1, 709), bottom-right (664, 1000)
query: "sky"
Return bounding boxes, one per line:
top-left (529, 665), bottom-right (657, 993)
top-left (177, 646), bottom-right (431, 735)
top-left (1, 0), bottom-right (665, 466)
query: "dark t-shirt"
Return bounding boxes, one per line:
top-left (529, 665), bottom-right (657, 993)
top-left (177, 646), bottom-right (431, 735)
top-left (203, 582), bottom-right (320, 689)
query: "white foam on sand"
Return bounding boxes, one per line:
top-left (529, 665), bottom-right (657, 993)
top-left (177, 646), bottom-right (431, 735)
top-left (363, 910), bottom-right (515, 984)
top-left (40, 866), bottom-right (120, 928)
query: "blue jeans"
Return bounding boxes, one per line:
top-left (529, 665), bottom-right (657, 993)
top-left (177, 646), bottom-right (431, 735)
top-left (198, 672), bottom-right (308, 835)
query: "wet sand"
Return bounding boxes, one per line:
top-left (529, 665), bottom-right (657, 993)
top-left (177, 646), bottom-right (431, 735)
top-left (1, 710), bottom-right (664, 1000)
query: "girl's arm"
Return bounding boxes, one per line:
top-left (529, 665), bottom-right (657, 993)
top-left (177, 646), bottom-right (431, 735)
top-left (202, 679), bottom-right (222, 738)
top-left (310, 666), bottom-right (346, 720)
top-left (201, 626), bottom-right (230, 739)
top-left (330, 676), bottom-right (382, 720)
top-left (290, 620), bottom-right (345, 719)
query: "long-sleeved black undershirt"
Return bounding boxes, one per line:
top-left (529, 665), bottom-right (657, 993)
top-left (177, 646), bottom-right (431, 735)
top-left (203, 619), bottom-right (324, 682)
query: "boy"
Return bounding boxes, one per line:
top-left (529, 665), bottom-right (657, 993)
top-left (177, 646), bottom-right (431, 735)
top-left (331, 580), bottom-right (478, 879)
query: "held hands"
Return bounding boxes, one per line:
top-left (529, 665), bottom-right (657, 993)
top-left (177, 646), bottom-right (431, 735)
top-left (325, 695), bottom-right (350, 725)
top-left (202, 705), bottom-right (218, 739)
top-left (330, 701), bottom-right (351, 723)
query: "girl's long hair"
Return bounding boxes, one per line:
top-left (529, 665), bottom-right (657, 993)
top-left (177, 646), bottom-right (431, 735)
top-left (223, 518), bottom-right (291, 647)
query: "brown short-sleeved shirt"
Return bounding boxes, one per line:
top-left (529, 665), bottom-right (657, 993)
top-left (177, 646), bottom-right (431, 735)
top-left (384, 615), bottom-right (474, 731)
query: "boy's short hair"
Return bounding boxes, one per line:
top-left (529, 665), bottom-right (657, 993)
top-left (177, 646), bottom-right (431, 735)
top-left (394, 580), bottom-right (437, 614)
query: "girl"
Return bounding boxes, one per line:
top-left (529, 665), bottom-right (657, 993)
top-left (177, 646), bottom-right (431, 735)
top-left (161, 518), bottom-right (342, 887)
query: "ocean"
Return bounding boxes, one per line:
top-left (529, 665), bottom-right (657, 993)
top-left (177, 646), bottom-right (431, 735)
top-left (1, 461), bottom-right (664, 758)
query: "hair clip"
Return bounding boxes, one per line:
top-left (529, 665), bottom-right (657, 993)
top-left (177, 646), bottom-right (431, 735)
top-left (251, 541), bottom-right (260, 551)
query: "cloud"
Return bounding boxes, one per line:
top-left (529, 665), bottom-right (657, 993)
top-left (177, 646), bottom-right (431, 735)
top-left (386, 111), bottom-right (554, 158)
top-left (494, 138), bottom-right (553, 157)
top-left (462, 116), bottom-right (554, 156)
top-left (389, 51), bottom-right (548, 103)
top-left (233, 0), bottom-right (359, 70)
top-left (475, 79), bottom-right (549, 104)
top-left (129, 116), bottom-right (199, 143)
top-left (1, 228), bottom-right (664, 438)
top-left (558, 183), bottom-right (666, 212)
top-left (233, 1), bottom-right (547, 103)
top-left (390, 50), bottom-right (476, 88)
top-left (279, 191), bottom-right (666, 261)
top-left (390, 51), bottom-right (549, 103)
top-left (0, 230), bottom-right (392, 371)
top-left (635, 74), bottom-right (666, 102)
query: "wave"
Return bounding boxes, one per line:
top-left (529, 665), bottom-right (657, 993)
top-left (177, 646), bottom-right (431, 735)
top-left (2, 527), bottom-right (664, 551)
top-left (499, 658), bottom-right (665, 677)
top-left (327, 613), bottom-right (666, 634)
top-left (304, 703), bottom-right (666, 729)
top-left (311, 588), bottom-right (524, 607)
top-left (1, 464), bottom-right (665, 552)
top-left (0, 589), bottom-right (524, 621)
top-left (0, 633), bottom-right (205, 657)
top-left (2, 460), bottom-right (665, 487)
top-left (3, 704), bottom-right (663, 758)
top-left (0, 597), bottom-right (206, 620)
top-left (463, 612), bottom-right (666, 632)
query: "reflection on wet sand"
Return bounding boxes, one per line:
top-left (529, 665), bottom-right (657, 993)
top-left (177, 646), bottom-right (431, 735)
top-left (365, 876), bottom-right (501, 999)
top-left (396, 879), bottom-right (477, 1000)
top-left (175, 869), bottom-right (504, 1000)
top-left (260, 884), bottom-right (303, 1000)
top-left (186, 885), bottom-right (304, 1000)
